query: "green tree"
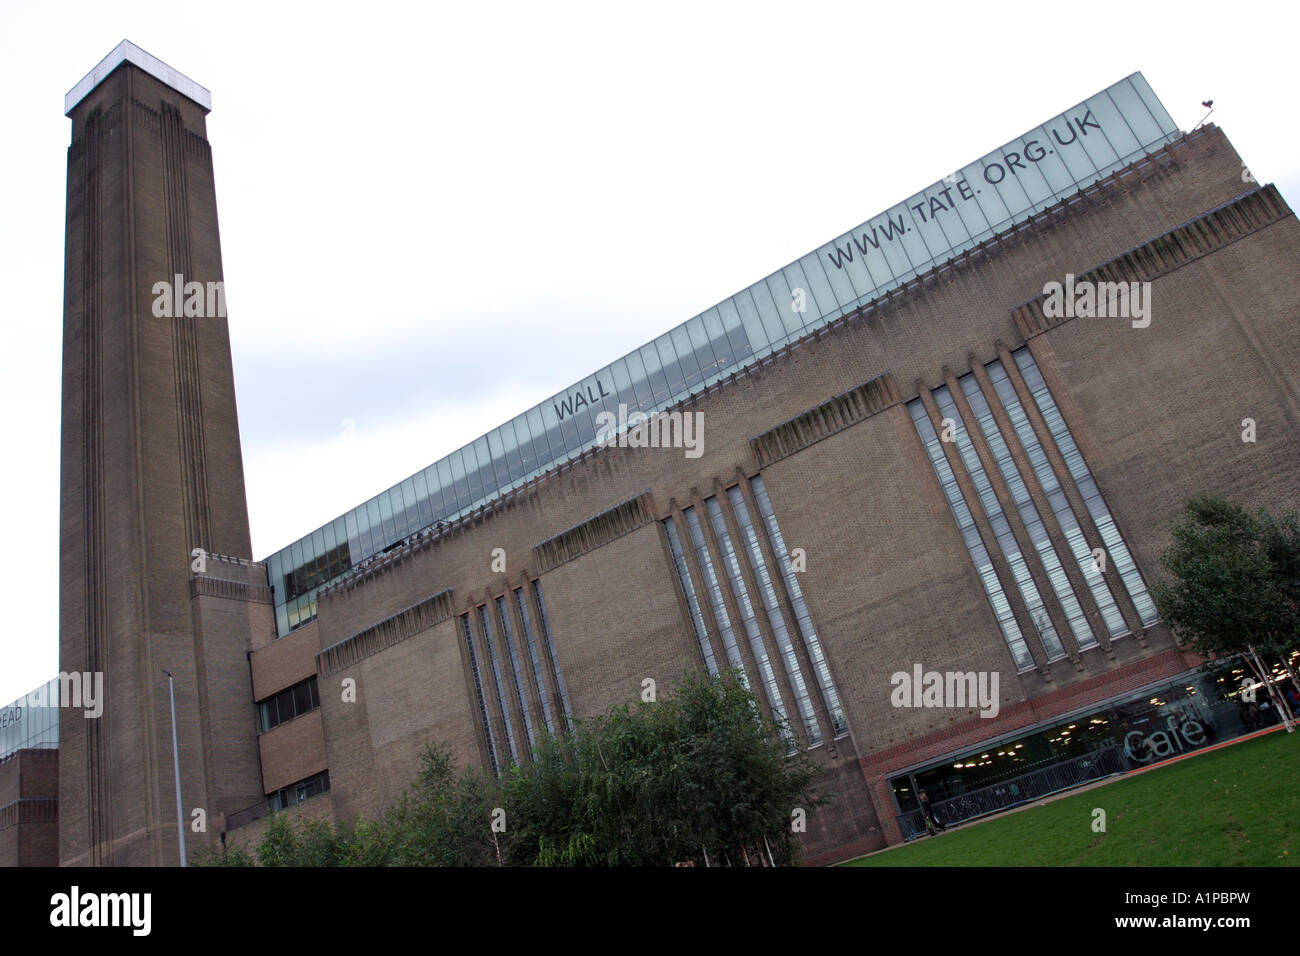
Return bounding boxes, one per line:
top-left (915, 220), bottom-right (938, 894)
top-left (497, 732), bottom-right (590, 866)
top-left (570, 669), bottom-right (825, 866)
top-left (375, 744), bottom-right (504, 866)
top-left (1152, 494), bottom-right (1300, 724)
top-left (197, 665), bottom-right (827, 866)
top-left (251, 810), bottom-right (351, 866)
top-left (188, 842), bottom-right (254, 867)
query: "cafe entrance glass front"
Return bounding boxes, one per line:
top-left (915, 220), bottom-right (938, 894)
top-left (889, 664), bottom-right (1283, 839)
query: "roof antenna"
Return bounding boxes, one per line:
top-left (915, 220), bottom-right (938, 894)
top-left (1192, 99), bottom-right (1214, 131)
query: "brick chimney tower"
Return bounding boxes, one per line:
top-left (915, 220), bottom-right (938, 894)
top-left (60, 41), bottom-right (267, 865)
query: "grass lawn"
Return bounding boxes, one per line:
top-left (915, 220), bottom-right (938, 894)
top-left (843, 730), bottom-right (1299, 866)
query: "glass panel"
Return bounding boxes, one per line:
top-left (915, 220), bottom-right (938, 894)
top-left (319, 518), bottom-right (337, 561)
top-left (363, 498), bottom-right (383, 558)
top-left (398, 478), bottom-right (420, 536)
top-left (622, 348), bottom-right (654, 415)
top-left (292, 681), bottom-right (312, 718)
top-left (637, 342), bottom-right (671, 410)
top-left (411, 470), bottom-right (434, 528)
top-left (782, 261), bottom-right (822, 326)
top-left (746, 278), bottom-right (787, 347)
top-left (375, 492), bottom-right (396, 547)
top-left (487, 426), bottom-right (514, 487)
top-left (814, 236), bottom-right (863, 305)
top-left (448, 449), bottom-right (470, 516)
top-left (724, 294), bottom-right (768, 358)
top-left (678, 317), bottom-right (714, 390)
top-left (870, 205), bottom-right (912, 289)
top-left (520, 407), bottom-right (548, 478)
top-left (501, 418), bottom-right (527, 485)
top-left (654, 335), bottom-right (688, 403)
top-left (434, 458), bottom-right (455, 520)
top-left (472, 436), bottom-right (496, 502)
top-left (764, 271), bottom-right (805, 339)
top-left (717, 302), bottom-right (753, 368)
top-left (669, 325), bottom-right (704, 393)
top-left (1069, 94), bottom-right (1124, 174)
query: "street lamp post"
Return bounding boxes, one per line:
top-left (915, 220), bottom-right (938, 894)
top-left (162, 669), bottom-right (187, 866)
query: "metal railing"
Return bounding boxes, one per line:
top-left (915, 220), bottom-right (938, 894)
top-left (897, 744), bottom-right (1129, 840)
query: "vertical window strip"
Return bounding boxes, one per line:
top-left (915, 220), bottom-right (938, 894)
top-left (514, 588), bottom-right (556, 735)
top-left (705, 496), bottom-right (796, 744)
top-left (664, 517), bottom-right (719, 675)
top-left (461, 613), bottom-right (500, 776)
top-left (750, 476), bottom-right (848, 737)
top-left (531, 581), bottom-right (573, 730)
top-left (985, 360), bottom-right (1129, 638)
top-left (959, 375), bottom-right (1098, 650)
top-left (683, 507), bottom-right (750, 680)
top-left (934, 387), bottom-right (1067, 661)
top-left (1011, 351), bottom-right (1159, 626)
top-left (908, 399), bottom-right (1035, 670)
top-left (727, 486), bottom-right (822, 745)
top-left (477, 605), bottom-right (519, 765)
top-left (496, 596), bottom-right (537, 750)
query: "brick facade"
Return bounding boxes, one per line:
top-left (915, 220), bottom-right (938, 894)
top-left (242, 125), bottom-right (1298, 863)
top-left (55, 50), bottom-right (1300, 866)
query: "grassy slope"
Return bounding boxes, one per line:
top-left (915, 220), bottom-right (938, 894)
top-left (844, 730), bottom-right (1298, 866)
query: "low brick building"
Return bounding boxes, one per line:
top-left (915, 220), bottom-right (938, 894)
top-left (1, 680), bottom-right (60, 866)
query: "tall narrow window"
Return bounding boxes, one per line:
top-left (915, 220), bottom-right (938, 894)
top-left (705, 495), bottom-right (794, 742)
top-left (514, 588), bottom-right (556, 735)
top-left (496, 595), bottom-right (537, 751)
top-left (532, 581), bottom-right (573, 731)
top-left (727, 486), bottom-right (821, 745)
top-left (909, 399), bottom-right (1035, 671)
top-left (750, 476), bottom-right (848, 738)
top-left (461, 613), bottom-right (500, 776)
top-left (665, 516), bottom-right (718, 675)
top-left (683, 506), bottom-right (748, 678)
top-left (934, 386), bottom-right (1066, 661)
top-left (1012, 350), bottom-right (1158, 626)
top-left (477, 604), bottom-right (519, 765)
top-left (985, 359), bottom-right (1129, 638)
top-left (959, 374), bottom-right (1097, 651)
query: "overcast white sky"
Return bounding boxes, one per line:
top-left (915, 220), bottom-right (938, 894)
top-left (1, 0), bottom-right (1296, 703)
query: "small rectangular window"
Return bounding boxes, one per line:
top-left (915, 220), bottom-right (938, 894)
top-left (258, 676), bottom-right (320, 732)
